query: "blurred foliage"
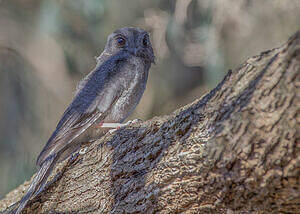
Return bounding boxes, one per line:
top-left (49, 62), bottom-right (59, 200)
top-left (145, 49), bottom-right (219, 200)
top-left (0, 0), bottom-right (299, 197)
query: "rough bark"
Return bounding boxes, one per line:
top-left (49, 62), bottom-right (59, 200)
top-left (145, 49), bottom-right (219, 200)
top-left (1, 31), bottom-right (299, 214)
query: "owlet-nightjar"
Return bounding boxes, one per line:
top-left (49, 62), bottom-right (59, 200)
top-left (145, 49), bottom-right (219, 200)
top-left (13, 27), bottom-right (155, 214)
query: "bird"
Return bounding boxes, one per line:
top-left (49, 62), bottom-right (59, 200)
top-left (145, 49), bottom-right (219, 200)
top-left (12, 27), bottom-right (155, 214)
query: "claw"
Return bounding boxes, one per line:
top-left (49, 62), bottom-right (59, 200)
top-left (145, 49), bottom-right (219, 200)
top-left (101, 119), bottom-right (143, 135)
top-left (125, 118), bottom-right (142, 125)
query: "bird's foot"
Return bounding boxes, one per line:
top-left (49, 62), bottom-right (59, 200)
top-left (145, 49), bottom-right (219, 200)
top-left (124, 118), bottom-right (143, 125)
top-left (103, 119), bottom-right (142, 134)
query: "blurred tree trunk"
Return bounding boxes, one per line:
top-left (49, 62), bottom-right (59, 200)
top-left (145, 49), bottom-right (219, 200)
top-left (1, 31), bottom-right (299, 214)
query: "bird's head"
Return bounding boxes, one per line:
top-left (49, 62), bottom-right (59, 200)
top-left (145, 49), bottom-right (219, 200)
top-left (104, 27), bottom-right (155, 64)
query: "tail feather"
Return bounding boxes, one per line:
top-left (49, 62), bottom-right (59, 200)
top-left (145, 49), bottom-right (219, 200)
top-left (12, 155), bottom-right (57, 214)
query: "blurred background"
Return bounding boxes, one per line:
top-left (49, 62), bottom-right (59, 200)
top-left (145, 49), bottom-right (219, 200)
top-left (0, 0), bottom-right (299, 198)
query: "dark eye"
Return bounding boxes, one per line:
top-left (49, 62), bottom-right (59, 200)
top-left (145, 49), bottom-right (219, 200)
top-left (116, 37), bottom-right (126, 47)
top-left (143, 35), bottom-right (148, 46)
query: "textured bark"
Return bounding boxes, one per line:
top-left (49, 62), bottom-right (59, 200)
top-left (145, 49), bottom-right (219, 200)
top-left (1, 31), bottom-right (299, 214)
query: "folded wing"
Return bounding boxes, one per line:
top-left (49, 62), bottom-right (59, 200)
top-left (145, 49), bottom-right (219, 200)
top-left (36, 53), bottom-right (126, 166)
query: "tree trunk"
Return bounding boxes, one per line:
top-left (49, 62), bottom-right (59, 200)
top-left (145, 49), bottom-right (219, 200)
top-left (1, 31), bottom-right (299, 214)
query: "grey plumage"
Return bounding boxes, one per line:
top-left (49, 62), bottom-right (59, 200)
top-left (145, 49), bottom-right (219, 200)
top-left (12, 27), bottom-right (154, 214)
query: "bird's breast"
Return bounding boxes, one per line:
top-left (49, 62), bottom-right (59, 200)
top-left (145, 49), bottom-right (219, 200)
top-left (104, 58), bottom-right (149, 123)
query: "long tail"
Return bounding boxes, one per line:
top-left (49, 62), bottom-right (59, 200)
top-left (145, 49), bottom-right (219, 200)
top-left (12, 154), bottom-right (57, 214)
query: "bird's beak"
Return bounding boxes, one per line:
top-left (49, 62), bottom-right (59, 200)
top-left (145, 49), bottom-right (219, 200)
top-left (134, 48), bottom-right (155, 64)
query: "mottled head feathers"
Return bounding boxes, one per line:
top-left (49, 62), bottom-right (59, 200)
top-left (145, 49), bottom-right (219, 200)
top-left (103, 27), bottom-right (155, 64)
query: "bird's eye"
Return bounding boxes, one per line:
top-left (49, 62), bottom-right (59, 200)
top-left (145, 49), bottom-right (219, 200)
top-left (116, 37), bottom-right (126, 47)
top-left (143, 35), bottom-right (148, 46)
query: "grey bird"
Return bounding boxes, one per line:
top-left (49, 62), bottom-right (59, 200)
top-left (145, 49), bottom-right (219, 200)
top-left (12, 27), bottom-right (155, 214)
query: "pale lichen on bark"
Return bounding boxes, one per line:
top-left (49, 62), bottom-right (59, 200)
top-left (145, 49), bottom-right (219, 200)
top-left (1, 31), bottom-right (299, 214)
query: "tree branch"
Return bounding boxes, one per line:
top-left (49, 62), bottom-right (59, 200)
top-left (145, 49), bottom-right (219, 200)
top-left (1, 31), bottom-right (299, 214)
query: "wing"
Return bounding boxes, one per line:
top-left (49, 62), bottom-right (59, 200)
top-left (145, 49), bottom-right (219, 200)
top-left (36, 107), bottom-right (101, 166)
top-left (36, 53), bottom-right (128, 166)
